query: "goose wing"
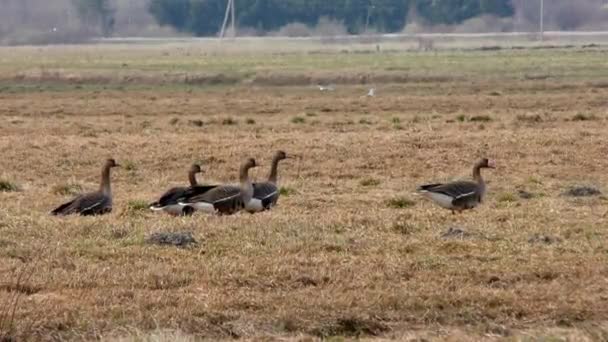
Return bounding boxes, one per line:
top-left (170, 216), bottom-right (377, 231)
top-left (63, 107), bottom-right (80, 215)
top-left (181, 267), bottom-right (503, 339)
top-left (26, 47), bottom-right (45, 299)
top-left (253, 182), bottom-right (279, 208)
top-left (181, 185), bottom-right (218, 199)
top-left (181, 185), bottom-right (244, 214)
top-left (418, 181), bottom-right (479, 200)
top-left (181, 185), bottom-right (240, 205)
top-left (51, 192), bottom-right (111, 216)
top-left (150, 186), bottom-right (187, 208)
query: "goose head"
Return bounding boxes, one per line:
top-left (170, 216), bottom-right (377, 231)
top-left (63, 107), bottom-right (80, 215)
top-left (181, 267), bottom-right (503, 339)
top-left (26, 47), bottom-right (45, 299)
top-left (190, 164), bottom-right (202, 174)
top-left (479, 158), bottom-right (496, 169)
top-left (243, 157), bottom-right (257, 170)
top-left (105, 158), bottom-right (120, 168)
top-left (274, 150), bottom-right (289, 161)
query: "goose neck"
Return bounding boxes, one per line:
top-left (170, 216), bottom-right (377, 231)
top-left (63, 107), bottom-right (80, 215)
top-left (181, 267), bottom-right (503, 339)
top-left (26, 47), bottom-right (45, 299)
top-left (472, 163), bottom-right (484, 184)
top-left (100, 165), bottom-right (112, 195)
top-left (188, 171), bottom-right (198, 186)
top-left (268, 157), bottom-right (281, 184)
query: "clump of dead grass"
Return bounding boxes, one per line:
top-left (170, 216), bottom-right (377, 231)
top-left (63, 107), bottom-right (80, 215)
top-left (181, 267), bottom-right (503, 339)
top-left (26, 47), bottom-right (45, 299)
top-left (222, 117), bottom-right (238, 126)
top-left (386, 197), bottom-right (415, 209)
top-left (189, 119), bottom-right (204, 127)
top-left (51, 183), bottom-right (83, 196)
top-left (359, 178), bottom-right (381, 187)
top-left (571, 113), bottom-right (598, 121)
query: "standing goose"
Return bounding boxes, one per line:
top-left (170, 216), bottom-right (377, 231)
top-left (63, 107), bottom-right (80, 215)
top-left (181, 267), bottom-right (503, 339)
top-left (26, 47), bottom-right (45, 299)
top-left (246, 150), bottom-right (289, 213)
top-left (178, 158), bottom-right (257, 215)
top-left (149, 164), bottom-right (217, 216)
top-left (417, 158), bottom-right (496, 214)
top-left (51, 158), bottom-right (120, 216)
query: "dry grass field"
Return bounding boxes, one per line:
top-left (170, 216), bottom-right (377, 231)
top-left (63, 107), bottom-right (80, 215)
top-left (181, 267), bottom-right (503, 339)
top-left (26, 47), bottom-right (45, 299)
top-left (1, 42), bottom-right (608, 341)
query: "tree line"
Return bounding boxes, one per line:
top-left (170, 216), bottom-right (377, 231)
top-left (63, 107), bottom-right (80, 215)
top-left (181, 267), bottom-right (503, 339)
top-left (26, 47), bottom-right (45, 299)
top-left (147, 0), bottom-right (515, 36)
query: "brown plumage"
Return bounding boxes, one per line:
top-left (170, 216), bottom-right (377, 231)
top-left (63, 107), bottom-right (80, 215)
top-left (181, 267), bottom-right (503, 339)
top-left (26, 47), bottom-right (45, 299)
top-left (179, 158), bottom-right (257, 215)
top-left (246, 150), bottom-right (290, 213)
top-left (417, 158), bottom-right (496, 214)
top-left (51, 159), bottom-right (120, 216)
top-left (149, 164), bottom-right (217, 216)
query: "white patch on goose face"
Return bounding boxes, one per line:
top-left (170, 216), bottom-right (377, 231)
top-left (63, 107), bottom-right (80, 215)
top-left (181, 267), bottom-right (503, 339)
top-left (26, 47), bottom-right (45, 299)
top-left (422, 192), bottom-right (455, 209)
top-left (190, 202), bottom-right (216, 213)
top-left (245, 198), bottom-right (264, 213)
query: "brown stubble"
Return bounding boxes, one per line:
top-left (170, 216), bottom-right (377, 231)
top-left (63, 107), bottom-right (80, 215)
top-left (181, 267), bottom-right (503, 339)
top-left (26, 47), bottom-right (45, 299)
top-left (1, 51), bottom-right (608, 340)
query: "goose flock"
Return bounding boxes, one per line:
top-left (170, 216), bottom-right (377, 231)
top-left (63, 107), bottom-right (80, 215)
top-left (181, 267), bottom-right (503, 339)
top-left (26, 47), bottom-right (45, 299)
top-left (49, 150), bottom-right (496, 217)
top-left (51, 151), bottom-right (292, 217)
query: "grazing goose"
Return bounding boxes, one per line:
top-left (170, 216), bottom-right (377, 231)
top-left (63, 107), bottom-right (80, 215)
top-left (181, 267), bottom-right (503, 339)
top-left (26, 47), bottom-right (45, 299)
top-left (417, 158), bottom-right (496, 214)
top-left (178, 158), bottom-right (257, 215)
top-left (246, 150), bottom-right (289, 213)
top-left (149, 164), bottom-right (216, 216)
top-left (51, 158), bottom-right (120, 216)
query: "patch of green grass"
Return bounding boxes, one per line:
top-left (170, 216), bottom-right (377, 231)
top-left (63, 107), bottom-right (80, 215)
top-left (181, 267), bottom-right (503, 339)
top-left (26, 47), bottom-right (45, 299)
top-left (391, 117), bottom-right (401, 124)
top-left (123, 160), bottom-right (137, 172)
top-left (0, 180), bottom-right (21, 192)
top-left (358, 118), bottom-right (373, 125)
top-left (51, 183), bottom-right (83, 196)
top-left (359, 178), bottom-right (381, 187)
top-left (291, 116), bottom-right (306, 124)
top-left (497, 192), bottom-right (517, 203)
top-left (456, 114), bottom-right (467, 122)
top-left (386, 197), bottom-right (416, 209)
top-left (469, 115), bottom-right (493, 122)
top-left (305, 112), bottom-right (317, 117)
top-left (280, 186), bottom-right (297, 196)
top-left (125, 200), bottom-right (149, 214)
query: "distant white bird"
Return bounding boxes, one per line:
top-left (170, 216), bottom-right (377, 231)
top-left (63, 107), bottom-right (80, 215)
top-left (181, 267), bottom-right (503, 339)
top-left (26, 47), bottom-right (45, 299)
top-left (367, 88), bottom-right (376, 97)
top-left (318, 84), bottom-right (335, 92)
top-left (52, 27), bottom-right (57, 32)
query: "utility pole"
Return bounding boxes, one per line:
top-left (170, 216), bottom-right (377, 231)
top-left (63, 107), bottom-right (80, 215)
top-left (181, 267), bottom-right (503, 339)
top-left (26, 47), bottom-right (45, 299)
top-left (219, 0), bottom-right (232, 39)
top-left (539, 0), bottom-right (544, 41)
top-left (220, 0), bottom-right (237, 39)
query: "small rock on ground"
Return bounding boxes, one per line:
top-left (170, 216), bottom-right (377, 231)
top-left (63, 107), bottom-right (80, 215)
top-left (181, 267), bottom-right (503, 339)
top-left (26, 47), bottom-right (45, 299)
top-left (518, 190), bottom-right (535, 199)
top-left (441, 227), bottom-right (471, 239)
top-left (146, 231), bottom-right (197, 247)
top-left (562, 186), bottom-right (602, 197)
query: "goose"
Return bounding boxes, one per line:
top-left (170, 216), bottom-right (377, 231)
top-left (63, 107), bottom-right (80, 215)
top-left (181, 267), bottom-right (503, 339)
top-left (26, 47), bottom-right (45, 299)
top-left (416, 158), bottom-right (496, 214)
top-left (178, 158), bottom-right (257, 215)
top-left (318, 84), bottom-right (335, 92)
top-left (51, 158), bottom-right (120, 216)
top-left (367, 87), bottom-right (376, 97)
top-left (246, 150), bottom-right (290, 213)
top-left (149, 164), bottom-right (217, 216)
